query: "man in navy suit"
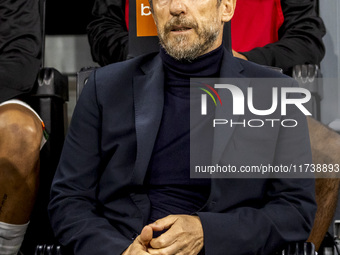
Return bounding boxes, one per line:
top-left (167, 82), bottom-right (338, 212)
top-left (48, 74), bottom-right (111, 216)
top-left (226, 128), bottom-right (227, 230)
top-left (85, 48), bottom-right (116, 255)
top-left (48, 0), bottom-right (316, 254)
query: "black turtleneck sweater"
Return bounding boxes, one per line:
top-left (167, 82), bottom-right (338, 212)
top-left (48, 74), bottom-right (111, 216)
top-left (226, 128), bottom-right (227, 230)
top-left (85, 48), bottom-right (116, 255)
top-left (145, 45), bottom-right (224, 224)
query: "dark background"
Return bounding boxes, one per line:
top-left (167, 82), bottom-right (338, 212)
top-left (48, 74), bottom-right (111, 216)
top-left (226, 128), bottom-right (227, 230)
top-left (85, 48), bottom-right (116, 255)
top-left (44, 0), bottom-right (320, 35)
top-left (45, 0), bottom-right (95, 34)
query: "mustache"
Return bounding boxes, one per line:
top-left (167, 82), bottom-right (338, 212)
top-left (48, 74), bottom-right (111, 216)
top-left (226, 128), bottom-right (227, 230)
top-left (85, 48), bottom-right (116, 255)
top-left (164, 17), bottom-right (198, 33)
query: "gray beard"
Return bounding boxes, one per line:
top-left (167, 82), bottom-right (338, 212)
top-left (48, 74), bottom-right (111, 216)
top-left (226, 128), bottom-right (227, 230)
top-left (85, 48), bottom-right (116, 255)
top-left (158, 23), bottom-right (221, 62)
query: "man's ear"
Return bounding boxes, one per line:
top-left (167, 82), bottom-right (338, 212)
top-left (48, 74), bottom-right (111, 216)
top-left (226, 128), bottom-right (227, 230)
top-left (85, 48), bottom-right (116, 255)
top-left (221, 0), bottom-right (236, 23)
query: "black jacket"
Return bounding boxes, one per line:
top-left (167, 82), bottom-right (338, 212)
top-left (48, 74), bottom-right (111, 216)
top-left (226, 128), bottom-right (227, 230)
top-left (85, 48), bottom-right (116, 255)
top-left (0, 0), bottom-right (42, 103)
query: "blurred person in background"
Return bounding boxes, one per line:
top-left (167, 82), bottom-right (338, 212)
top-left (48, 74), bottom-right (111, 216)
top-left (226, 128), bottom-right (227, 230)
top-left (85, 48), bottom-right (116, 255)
top-left (0, 0), bottom-right (46, 254)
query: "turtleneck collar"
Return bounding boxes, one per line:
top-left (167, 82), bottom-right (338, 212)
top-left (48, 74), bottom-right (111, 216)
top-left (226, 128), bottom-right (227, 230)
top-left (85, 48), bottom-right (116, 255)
top-left (160, 44), bottom-right (224, 84)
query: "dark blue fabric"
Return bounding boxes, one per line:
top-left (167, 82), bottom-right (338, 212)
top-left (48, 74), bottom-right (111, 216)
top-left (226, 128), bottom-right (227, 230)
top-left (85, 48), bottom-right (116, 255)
top-left (48, 49), bottom-right (316, 255)
top-left (145, 46), bottom-right (224, 224)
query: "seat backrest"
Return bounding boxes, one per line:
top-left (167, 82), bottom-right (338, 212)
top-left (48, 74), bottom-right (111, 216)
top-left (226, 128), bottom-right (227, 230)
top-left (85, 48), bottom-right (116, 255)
top-left (20, 0), bottom-right (69, 253)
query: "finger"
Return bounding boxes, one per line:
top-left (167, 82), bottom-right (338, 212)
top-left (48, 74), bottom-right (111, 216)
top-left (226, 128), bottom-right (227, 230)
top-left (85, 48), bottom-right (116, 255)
top-left (149, 224), bottom-right (178, 249)
top-left (138, 225), bottom-right (153, 246)
top-left (149, 235), bottom-right (203, 255)
top-left (148, 240), bottom-right (194, 255)
top-left (148, 244), bottom-right (178, 255)
top-left (148, 215), bottom-right (178, 232)
top-left (124, 247), bottom-right (151, 255)
top-left (122, 240), bottom-right (152, 255)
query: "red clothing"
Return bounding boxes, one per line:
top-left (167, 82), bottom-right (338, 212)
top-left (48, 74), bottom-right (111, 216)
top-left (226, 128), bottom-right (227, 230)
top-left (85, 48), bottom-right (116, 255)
top-left (231, 0), bottom-right (284, 52)
top-left (125, 0), bottom-right (129, 30)
top-left (125, 0), bottom-right (284, 51)
top-left (88, 0), bottom-right (325, 70)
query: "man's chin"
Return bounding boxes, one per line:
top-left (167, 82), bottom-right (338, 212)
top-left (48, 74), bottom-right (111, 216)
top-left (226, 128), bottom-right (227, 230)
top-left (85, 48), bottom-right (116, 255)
top-left (166, 41), bottom-right (197, 54)
top-left (160, 36), bottom-right (202, 60)
top-left (165, 48), bottom-right (201, 61)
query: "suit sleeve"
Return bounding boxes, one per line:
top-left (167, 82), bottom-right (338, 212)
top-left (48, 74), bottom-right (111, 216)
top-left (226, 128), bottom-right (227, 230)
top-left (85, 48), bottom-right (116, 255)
top-left (48, 71), bottom-right (132, 255)
top-left (197, 80), bottom-right (316, 255)
top-left (87, 0), bottom-right (128, 66)
top-left (241, 0), bottom-right (326, 74)
top-left (0, 0), bottom-right (42, 102)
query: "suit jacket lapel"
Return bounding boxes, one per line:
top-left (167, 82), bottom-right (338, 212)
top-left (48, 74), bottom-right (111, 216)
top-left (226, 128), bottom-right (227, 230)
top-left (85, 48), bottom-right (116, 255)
top-left (211, 50), bottom-right (250, 164)
top-left (132, 55), bottom-right (164, 185)
top-left (130, 50), bottom-right (250, 182)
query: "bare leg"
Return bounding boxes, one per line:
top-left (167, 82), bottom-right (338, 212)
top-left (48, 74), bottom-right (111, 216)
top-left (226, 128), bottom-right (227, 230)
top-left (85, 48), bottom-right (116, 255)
top-left (306, 117), bottom-right (340, 251)
top-left (0, 104), bottom-right (42, 224)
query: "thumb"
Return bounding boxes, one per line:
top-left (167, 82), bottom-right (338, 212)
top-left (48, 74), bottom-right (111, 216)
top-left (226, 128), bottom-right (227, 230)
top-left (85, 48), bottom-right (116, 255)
top-left (149, 215), bottom-right (177, 232)
top-left (139, 225), bottom-right (153, 246)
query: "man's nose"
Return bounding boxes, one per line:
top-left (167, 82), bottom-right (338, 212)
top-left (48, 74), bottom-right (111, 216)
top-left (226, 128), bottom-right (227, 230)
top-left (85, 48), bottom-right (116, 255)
top-left (169, 0), bottom-right (187, 16)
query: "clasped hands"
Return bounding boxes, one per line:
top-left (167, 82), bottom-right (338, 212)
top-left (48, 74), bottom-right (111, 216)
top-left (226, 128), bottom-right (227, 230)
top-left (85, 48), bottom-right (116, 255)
top-left (122, 215), bottom-right (204, 255)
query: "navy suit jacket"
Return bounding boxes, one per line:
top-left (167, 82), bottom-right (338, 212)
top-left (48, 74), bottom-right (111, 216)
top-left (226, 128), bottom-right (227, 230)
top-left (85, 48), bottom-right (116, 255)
top-left (48, 49), bottom-right (316, 255)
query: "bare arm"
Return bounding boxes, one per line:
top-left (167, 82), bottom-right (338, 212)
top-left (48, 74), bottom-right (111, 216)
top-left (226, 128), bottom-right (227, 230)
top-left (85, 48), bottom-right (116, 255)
top-left (306, 117), bottom-right (340, 251)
